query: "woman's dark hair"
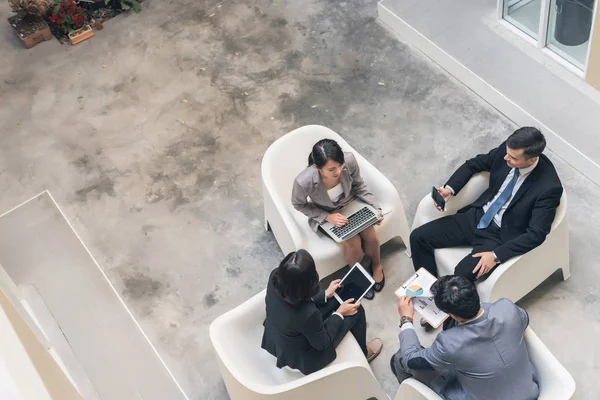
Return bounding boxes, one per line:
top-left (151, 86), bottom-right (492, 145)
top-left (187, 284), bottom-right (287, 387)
top-left (506, 127), bottom-right (546, 159)
top-left (307, 139), bottom-right (345, 168)
top-left (272, 250), bottom-right (320, 305)
top-left (430, 275), bottom-right (480, 319)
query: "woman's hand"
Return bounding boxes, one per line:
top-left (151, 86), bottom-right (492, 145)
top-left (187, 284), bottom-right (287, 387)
top-left (325, 279), bottom-right (341, 299)
top-left (376, 209), bottom-right (384, 225)
top-left (326, 213), bottom-right (348, 227)
top-left (336, 298), bottom-right (361, 316)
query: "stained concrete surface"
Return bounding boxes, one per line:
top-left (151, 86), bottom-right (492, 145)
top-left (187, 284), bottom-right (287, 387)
top-left (0, 0), bottom-right (598, 399)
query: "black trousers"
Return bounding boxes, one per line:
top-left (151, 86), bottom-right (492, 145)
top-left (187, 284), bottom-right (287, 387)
top-left (317, 297), bottom-right (368, 356)
top-left (409, 208), bottom-right (502, 281)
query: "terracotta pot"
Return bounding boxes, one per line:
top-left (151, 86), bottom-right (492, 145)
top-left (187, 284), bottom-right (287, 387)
top-left (8, 15), bottom-right (52, 49)
top-left (68, 25), bottom-right (94, 45)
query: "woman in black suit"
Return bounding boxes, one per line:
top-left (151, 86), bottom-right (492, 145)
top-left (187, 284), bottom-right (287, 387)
top-left (261, 250), bottom-right (382, 375)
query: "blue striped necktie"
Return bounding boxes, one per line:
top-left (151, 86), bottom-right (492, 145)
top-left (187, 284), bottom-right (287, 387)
top-left (477, 169), bottom-right (520, 229)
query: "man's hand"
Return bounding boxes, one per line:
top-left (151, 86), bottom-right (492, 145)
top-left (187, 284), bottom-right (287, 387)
top-left (398, 296), bottom-right (415, 319)
top-left (376, 209), bottom-right (384, 225)
top-left (325, 279), bottom-right (341, 299)
top-left (433, 187), bottom-right (452, 212)
top-left (472, 252), bottom-right (498, 279)
top-left (326, 213), bottom-right (348, 227)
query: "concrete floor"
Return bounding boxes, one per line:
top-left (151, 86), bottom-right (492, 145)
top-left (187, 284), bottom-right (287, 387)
top-left (0, 0), bottom-right (598, 399)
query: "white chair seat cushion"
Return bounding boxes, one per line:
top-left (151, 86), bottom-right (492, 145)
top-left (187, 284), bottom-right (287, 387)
top-left (252, 333), bottom-right (368, 386)
top-left (434, 247), bottom-right (473, 276)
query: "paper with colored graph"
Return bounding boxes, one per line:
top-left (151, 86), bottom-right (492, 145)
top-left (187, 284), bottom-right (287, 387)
top-left (395, 268), bottom-right (448, 328)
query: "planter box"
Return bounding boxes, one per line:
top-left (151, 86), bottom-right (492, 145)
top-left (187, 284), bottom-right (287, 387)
top-left (8, 15), bottom-right (52, 49)
top-left (68, 25), bottom-right (94, 45)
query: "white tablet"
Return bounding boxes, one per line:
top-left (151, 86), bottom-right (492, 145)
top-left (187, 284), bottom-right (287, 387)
top-left (333, 262), bottom-right (375, 304)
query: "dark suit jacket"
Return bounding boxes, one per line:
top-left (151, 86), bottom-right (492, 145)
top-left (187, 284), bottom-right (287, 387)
top-left (445, 142), bottom-right (563, 263)
top-left (261, 269), bottom-right (343, 375)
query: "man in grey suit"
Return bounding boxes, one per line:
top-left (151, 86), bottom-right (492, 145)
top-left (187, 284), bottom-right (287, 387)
top-left (392, 275), bottom-right (539, 400)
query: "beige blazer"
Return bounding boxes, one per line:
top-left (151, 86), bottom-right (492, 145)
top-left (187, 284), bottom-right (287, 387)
top-left (291, 152), bottom-right (380, 232)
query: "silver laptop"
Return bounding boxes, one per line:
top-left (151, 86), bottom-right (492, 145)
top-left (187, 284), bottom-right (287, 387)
top-left (321, 200), bottom-right (379, 243)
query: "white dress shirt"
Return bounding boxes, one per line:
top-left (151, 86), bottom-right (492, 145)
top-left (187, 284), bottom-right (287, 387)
top-left (482, 158), bottom-right (539, 227)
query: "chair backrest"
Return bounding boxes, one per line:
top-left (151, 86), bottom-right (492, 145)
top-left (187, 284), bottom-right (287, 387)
top-left (262, 125), bottom-right (388, 207)
top-left (261, 126), bottom-right (345, 202)
top-left (209, 291), bottom-right (305, 392)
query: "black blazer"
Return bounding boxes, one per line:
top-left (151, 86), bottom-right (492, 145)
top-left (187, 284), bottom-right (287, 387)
top-left (261, 269), bottom-right (343, 375)
top-left (445, 142), bottom-right (563, 263)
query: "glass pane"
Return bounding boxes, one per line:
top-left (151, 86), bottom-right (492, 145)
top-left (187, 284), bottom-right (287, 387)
top-left (546, 0), bottom-right (596, 68)
top-left (504, 0), bottom-right (543, 39)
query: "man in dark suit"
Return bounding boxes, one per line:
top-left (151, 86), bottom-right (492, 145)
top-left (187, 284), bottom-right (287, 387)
top-left (410, 127), bottom-right (563, 281)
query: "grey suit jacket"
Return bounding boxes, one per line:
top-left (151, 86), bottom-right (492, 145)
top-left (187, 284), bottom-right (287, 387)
top-left (399, 299), bottom-right (539, 400)
top-left (291, 152), bottom-right (380, 232)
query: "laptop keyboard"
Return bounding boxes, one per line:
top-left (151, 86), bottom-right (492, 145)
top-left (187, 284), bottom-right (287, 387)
top-left (330, 207), bottom-right (378, 240)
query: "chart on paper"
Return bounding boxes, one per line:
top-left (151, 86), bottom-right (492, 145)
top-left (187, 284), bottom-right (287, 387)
top-left (395, 268), bottom-right (448, 328)
top-left (406, 284), bottom-right (424, 297)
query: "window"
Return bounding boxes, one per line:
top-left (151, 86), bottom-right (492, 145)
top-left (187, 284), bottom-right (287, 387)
top-left (503, 0), bottom-right (543, 39)
top-left (502, 0), bottom-right (597, 70)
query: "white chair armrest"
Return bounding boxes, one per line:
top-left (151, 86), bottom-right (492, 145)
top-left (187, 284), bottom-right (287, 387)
top-left (411, 173), bottom-right (490, 231)
top-left (271, 362), bottom-right (371, 393)
top-left (475, 255), bottom-right (521, 303)
top-left (356, 155), bottom-right (399, 204)
top-left (209, 291), bottom-right (267, 367)
top-left (412, 194), bottom-right (442, 231)
top-left (267, 364), bottom-right (388, 400)
top-left (446, 172), bottom-right (490, 212)
top-left (261, 173), bottom-right (307, 253)
top-left (395, 378), bottom-right (442, 400)
top-left (524, 328), bottom-right (576, 400)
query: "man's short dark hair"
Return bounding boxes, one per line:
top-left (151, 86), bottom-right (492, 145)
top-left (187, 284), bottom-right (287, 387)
top-left (506, 127), bottom-right (546, 159)
top-left (430, 275), bottom-right (480, 319)
top-left (272, 250), bottom-right (320, 305)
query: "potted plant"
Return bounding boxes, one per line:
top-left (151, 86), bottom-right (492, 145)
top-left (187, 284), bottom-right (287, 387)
top-left (8, 0), bottom-right (54, 48)
top-left (49, 0), bottom-right (93, 44)
top-left (106, 0), bottom-right (141, 12)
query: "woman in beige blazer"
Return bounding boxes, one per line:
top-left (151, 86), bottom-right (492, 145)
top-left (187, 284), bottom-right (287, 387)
top-left (291, 139), bottom-right (385, 296)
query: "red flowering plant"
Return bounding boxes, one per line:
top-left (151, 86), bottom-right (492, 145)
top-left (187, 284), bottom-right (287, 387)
top-left (48, 0), bottom-right (89, 34)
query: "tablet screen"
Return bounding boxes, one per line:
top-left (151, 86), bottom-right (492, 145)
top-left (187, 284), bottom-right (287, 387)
top-left (334, 264), bottom-right (374, 303)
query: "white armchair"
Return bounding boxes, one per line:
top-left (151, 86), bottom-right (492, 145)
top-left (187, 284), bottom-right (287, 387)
top-left (411, 173), bottom-right (569, 303)
top-left (209, 290), bottom-right (389, 400)
top-left (393, 327), bottom-right (576, 400)
top-left (262, 125), bottom-right (411, 278)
